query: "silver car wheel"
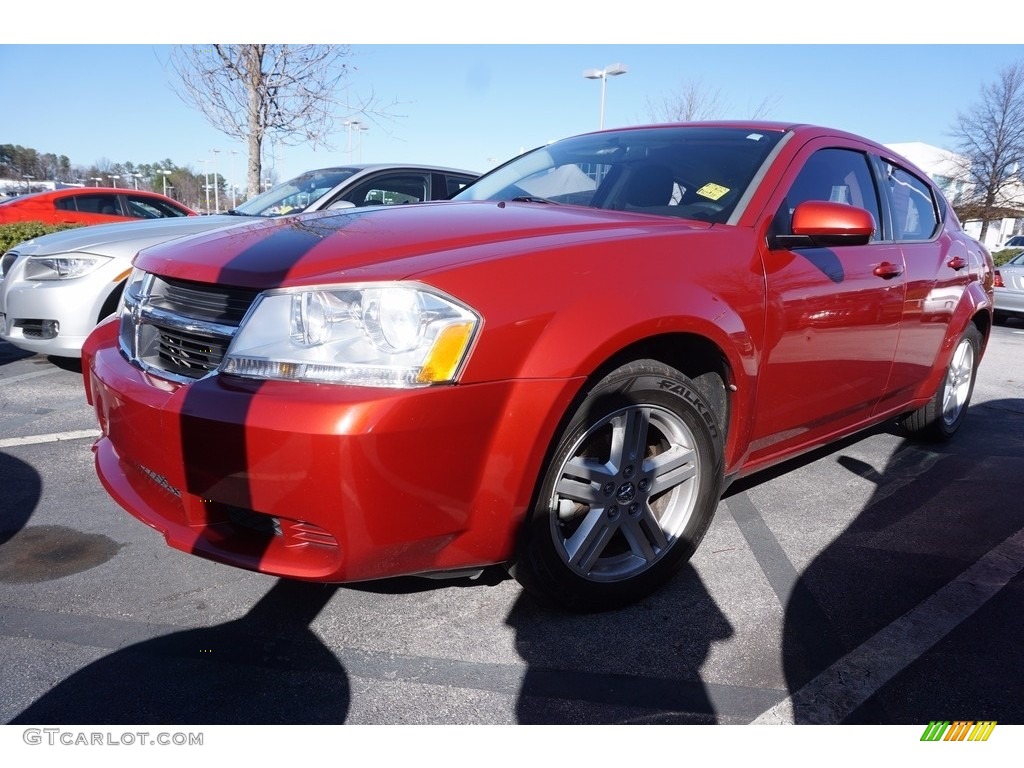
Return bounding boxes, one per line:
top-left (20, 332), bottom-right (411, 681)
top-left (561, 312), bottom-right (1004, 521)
top-left (941, 336), bottom-right (976, 427)
top-left (548, 403), bottom-right (701, 582)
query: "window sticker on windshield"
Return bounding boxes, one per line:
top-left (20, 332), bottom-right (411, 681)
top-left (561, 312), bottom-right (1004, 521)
top-left (746, 133), bottom-right (765, 141)
top-left (697, 183), bottom-right (730, 201)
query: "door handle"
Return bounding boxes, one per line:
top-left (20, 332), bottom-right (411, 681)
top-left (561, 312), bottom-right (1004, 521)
top-left (873, 262), bottom-right (904, 279)
top-left (947, 256), bottom-right (968, 271)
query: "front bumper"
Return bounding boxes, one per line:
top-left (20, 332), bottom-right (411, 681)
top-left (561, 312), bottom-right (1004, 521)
top-left (84, 321), bottom-right (580, 583)
top-left (0, 263), bottom-right (123, 357)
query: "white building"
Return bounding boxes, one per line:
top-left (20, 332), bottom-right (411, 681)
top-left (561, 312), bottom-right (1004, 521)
top-left (886, 142), bottom-right (1024, 250)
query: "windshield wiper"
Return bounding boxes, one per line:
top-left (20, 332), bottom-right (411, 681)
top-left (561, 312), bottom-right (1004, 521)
top-left (510, 195), bottom-right (559, 205)
top-left (224, 209), bottom-right (252, 216)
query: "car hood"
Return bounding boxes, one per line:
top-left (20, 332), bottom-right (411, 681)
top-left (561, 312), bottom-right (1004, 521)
top-left (135, 201), bottom-right (709, 289)
top-left (8, 215), bottom-right (249, 257)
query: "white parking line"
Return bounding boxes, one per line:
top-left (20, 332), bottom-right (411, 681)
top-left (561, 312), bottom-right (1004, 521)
top-left (752, 526), bottom-right (1024, 724)
top-left (0, 429), bottom-right (101, 449)
top-left (0, 369), bottom-right (63, 386)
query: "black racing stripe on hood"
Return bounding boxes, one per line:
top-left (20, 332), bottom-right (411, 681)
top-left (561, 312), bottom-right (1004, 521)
top-left (215, 217), bottom-right (335, 285)
top-left (178, 215), bottom-right (361, 527)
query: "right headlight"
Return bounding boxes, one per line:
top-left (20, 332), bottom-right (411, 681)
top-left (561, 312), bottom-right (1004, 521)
top-left (221, 282), bottom-right (480, 388)
top-left (24, 253), bottom-right (112, 280)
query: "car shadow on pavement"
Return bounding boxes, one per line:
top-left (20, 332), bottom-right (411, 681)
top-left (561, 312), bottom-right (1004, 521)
top-left (505, 563), bottom-right (734, 724)
top-left (45, 355), bottom-right (82, 374)
top-left (774, 397), bottom-right (1024, 724)
top-left (343, 565), bottom-right (511, 596)
top-left (0, 452), bottom-right (41, 548)
top-left (0, 341), bottom-right (35, 366)
top-left (10, 579), bottom-right (350, 724)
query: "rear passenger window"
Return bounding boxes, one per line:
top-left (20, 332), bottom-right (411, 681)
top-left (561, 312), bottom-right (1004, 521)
top-left (73, 194), bottom-right (120, 215)
top-left (885, 163), bottom-right (939, 241)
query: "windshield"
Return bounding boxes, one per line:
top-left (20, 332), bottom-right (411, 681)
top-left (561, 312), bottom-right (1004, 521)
top-left (455, 126), bottom-right (786, 224)
top-left (0, 194), bottom-right (33, 205)
top-left (233, 168), bottom-right (359, 217)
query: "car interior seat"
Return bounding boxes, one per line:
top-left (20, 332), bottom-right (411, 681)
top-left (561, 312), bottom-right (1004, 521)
top-left (623, 165), bottom-right (674, 208)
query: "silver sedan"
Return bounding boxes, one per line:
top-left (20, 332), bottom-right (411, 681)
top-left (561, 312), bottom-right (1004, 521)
top-left (994, 251), bottom-right (1024, 322)
top-left (0, 164), bottom-right (478, 357)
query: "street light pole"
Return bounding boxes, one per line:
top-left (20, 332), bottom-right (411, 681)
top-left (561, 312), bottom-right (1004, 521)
top-left (159, 170), bottom-right (172, 196)
top-left (583, 63), bottom-right (628, 129)
top-left (229, 149), bottom-right (238, 208)
top-left (356, 125), bottom-right (368, 162)
top-left (344, 120), bottom-right (363, 161)
top-left (211, 149), bottom-right (221, 212)
top-left (198, 159), bottom-right (210, 212)
top-left (91, 177), bottom-right (103, 187)
top-left (110, 175), bottom-right (120, 188)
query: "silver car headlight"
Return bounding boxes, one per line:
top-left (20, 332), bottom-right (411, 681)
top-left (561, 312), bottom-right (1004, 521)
top-left (24, 253), bottom-right (112, 280)
top-left (221, 283), bottom-right (480, 388)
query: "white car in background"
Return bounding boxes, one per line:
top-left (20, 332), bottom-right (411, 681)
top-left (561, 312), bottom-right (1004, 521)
top-left (0, 164), bottom-right (478, 357)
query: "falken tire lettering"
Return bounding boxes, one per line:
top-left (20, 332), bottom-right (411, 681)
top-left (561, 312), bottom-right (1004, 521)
top-left (657, 378), bottom-right (719, 438)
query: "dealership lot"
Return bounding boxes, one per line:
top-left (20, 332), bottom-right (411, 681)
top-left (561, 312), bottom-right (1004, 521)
top-left (1, 322), bottom-right (1022, 725)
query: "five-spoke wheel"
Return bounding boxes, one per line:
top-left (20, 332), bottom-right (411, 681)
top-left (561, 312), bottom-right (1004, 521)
top-left (512, 360), bottom-right (723, 611)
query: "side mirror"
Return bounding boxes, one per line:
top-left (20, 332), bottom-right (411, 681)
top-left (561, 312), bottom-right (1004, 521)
top-left (326, 200), bottom-right (357, 211)
top-left (772, 200), bottom-right (875, 249)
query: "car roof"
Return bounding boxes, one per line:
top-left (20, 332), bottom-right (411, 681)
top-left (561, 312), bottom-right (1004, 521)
top-left (7, 187), bottom-right (178, 201)
top-left (295, 163), bottom-right (479, 176)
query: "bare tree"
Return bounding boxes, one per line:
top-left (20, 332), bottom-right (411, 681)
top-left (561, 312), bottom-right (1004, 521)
top-left (645, 78), bottom-right (779, 123)
top-left (169, 45), bottom-right (388, 199)
top-left (949, 61), bottom-right (1024, 241)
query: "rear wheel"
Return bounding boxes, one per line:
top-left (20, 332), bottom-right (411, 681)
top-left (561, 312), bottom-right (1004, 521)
top-left (511, 360), bottom-right (724, 611)
top-left (901, 323), bottom-right (982, 441)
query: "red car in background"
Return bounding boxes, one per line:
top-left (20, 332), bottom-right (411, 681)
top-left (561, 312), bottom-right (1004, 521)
top-left (82, 122), bottom-right (995, 611)
top-left (0, 187), bottom-right (195, 225)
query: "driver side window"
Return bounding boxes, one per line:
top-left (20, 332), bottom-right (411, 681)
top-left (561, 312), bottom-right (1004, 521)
top-left (777, 149), bottom-right (882, 240)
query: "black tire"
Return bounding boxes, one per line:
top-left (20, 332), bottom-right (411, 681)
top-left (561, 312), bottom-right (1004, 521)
top-left (511, 360), bottom-right (724, 612)
top-left (901, 323), bottom-right (982, 442)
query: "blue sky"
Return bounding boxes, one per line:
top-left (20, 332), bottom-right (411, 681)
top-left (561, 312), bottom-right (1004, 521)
top-left (3, 26), bottom-right (1023, 192)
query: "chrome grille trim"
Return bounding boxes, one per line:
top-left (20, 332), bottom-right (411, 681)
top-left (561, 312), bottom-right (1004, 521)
top-left (140, 303), bottom-right (238, 338)
top-left (157, 281), bottom-right (257, 324)
top-left (119, 272), bottom-right (260, 383)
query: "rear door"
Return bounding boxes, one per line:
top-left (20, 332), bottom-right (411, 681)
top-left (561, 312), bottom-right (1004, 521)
top-left (877, 158), bottom-right (974, 409)
top-left (54, 192), bottom-right (127, 224)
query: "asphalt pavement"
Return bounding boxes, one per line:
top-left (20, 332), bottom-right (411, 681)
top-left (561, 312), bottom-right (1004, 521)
top-left (0, 321), bottom-right (1022, 735)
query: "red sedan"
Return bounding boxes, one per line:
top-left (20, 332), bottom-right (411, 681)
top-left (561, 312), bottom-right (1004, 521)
top-left (82, 122), bottom-right (994, 611)
top-left (0, 187), bottom-right (195, 225)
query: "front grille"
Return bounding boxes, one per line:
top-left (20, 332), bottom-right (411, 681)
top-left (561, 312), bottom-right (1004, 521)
top-left (156, 328), bottom-right (228, 376)
top-left (222, 504), bottom-right (338, 549)
top-left (1, 250), bottom-right (20, 278)
top-left (120, 273), bottom-right (260, 382)
top-left (136, 463), bottom-right (182, 497)
top-left (14, 319), bottom-right (52, 339)
top-left (228, 506), bottom-right (283, 536)
top-left (156, 280), bottom-right (257, 324)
